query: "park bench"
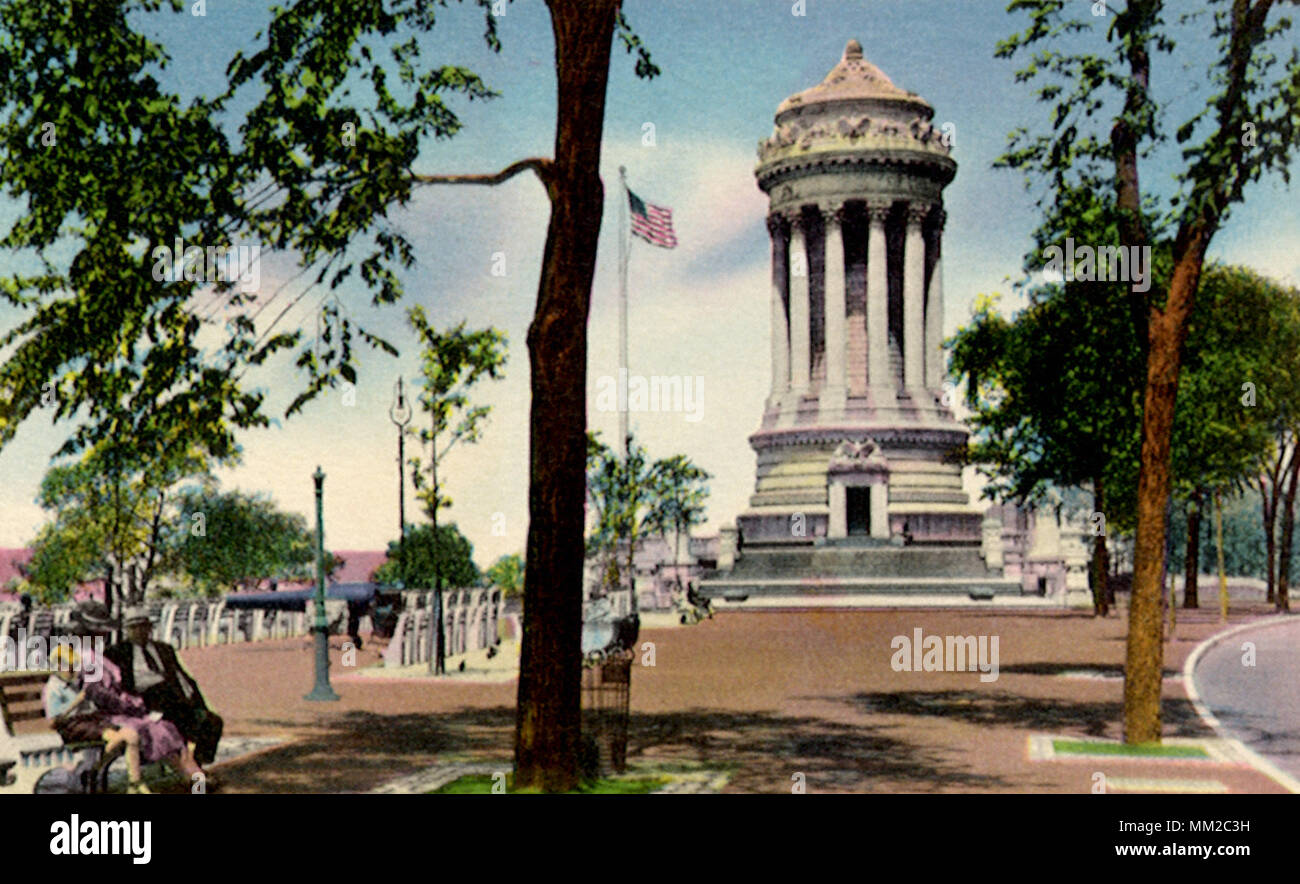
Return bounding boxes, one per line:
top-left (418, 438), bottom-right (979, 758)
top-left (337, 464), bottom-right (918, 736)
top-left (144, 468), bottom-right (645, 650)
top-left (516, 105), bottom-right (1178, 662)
top-left (186, 602), bottom-right (209, 648)
top-left (263, 608), bottom-right (291, 640)
top-left (159, 601), bottom-right (183, 646)
top-left (0, 671), bottom-right (108, 794)
top-left (169, 600), bottom-right (196, 647)
top-left (379, 588), bottom-right (505, 668)
top-left (144, 600), bottom-right (166, 638)
top-left (209, 601), bottom-right (237, 644)
top-left (29, 609), bottom-right (54, 642)
top-left (51, 604), bottom-right (75, 633)
top-left (0, 605), bottom-right (19, 643)
top-left (231, 608), bottom-right (253, 642)
top-left (487, 590), bottom-right (501, 647)
top-left (249, 609), bottom-right (273, 641)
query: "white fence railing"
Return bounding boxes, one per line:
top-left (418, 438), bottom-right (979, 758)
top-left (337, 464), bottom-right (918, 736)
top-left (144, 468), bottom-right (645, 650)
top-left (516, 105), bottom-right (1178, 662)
top-left (2, 587), bottom-right (504, 660)
top-left (381, 588), bottom-right (503, 669)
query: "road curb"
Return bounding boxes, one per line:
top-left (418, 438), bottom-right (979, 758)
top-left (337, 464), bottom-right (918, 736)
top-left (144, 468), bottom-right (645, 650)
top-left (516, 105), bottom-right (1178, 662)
top-left (1182, 614), bottom-right (1300, 794)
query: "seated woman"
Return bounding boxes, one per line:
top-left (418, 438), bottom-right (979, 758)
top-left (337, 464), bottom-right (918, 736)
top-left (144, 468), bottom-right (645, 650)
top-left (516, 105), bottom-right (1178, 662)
top-left (45, 645), bottom-right (150, 793)
top-left (44, 645), bottom-right (206, 793)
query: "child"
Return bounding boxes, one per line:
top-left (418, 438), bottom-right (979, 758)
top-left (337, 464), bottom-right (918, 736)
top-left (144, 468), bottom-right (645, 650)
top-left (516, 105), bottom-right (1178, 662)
top-left (44, 646), bottom-right (151, 794)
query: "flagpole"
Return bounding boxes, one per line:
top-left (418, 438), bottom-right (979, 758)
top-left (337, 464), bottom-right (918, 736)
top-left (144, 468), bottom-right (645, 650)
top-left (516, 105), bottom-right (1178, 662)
top-left (618, 165), bottom-right (630, 458)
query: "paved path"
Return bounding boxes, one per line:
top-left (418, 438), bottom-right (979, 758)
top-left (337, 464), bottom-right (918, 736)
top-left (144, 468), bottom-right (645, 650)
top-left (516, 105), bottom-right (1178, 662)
top-left (176, 604), bottom-right (1286, 793)
top-left (1191, 617), bottom-right (1300, 783)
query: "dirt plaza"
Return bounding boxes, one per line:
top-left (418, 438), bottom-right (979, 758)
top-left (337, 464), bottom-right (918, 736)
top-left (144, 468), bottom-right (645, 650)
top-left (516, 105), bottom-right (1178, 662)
top-left (181, 604), bottom-right (1287, 794)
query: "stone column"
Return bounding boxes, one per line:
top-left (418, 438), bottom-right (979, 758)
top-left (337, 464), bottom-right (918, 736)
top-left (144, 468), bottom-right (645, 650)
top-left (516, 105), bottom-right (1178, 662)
top-left (828, 480), bottom-right (847, 539)
top-left (718, 526), bottom-right (738, 570)
top-left (820, 204), bottom-right (847, 419)
top-left (926, 209), bottom-right (946, 393)
top-left (767, 214), bottom-right (790, 399)
top-left (866, 204), bottom-right (890, 391)
top-left (982, 517), bottom-right (1005, 570)
top-left (903, 204), bottom-right (929, 392)
top-left (869, 482), bottom-right (889, 538)
top-left (788, 212), bottom-right (811, 395)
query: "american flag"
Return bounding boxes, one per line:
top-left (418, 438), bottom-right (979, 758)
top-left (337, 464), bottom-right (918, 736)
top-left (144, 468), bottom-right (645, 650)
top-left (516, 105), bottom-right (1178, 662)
top-left (628, 189), bottom-right (677, 249)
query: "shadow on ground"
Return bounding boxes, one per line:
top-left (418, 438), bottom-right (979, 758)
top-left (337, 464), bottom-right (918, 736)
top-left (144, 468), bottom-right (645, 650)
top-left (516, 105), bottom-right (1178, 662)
top-left (207, 708), bottom-right (517, 793)
top-left (625, 708), bottom-right (1011, 793)
top-left (830, 689), bottom-right (1207, 739)
top-left (994, 663), bottom-right (1182, 678)
top-left (203, 705), bottom-right (1014, 793)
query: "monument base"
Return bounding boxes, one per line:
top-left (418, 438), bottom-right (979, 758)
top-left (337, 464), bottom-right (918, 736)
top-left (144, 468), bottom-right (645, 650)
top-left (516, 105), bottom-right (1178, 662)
top-left (699, 542), bottom-right (1043, 606)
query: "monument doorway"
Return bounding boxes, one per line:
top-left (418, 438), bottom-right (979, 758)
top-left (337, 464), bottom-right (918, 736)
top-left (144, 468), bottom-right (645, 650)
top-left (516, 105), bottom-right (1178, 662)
top-left (846, 487), bottom-right (871, 536)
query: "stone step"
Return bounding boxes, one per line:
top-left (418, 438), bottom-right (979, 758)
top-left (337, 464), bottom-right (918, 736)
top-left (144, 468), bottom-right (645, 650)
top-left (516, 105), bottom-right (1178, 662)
top-left (698, 578), bottom-right (1025, 599)
top-left (719, 545), bottom-right (999, 581)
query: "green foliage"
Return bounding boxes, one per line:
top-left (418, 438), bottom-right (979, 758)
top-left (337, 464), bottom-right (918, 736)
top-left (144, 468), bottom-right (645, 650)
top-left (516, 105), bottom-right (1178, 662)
top-left (25, 442), bottom-right (338, 599)
top-left (950, 259), bottom-right (1300, 530)
top-left (220, 0), bottom-right (513, 418)
top-left (614, 9), bottom-right (662, 80)
top-left (1169, 488), bottom-right (1269, 580)
top-left (1173, 264), bottom-right (1300, 498)
top-left (0, 0), bottom-right (509, 466)
top-left (0, 0), bottom-right (276, 461)
top-left (485, 553), bottom-right (524, 599)
top-left (404, 307), bottom-right (507, 520)
top-left (169, 486), bottom-right (335, 595)
top-left (585, 433), bottom-right (710, 590)
top-left (948, 242), bottom-right (1145, 523)
top-left (25, 440), bottom-right (213, 601)
top-left (996, 0), bottom-right (1300, 251)
top-left (24, 523), bottom-right (103, 604)
top-left (372, 521), bottom-right (479, 590)
top-left (1052, 740), bottom-right (1209, 759)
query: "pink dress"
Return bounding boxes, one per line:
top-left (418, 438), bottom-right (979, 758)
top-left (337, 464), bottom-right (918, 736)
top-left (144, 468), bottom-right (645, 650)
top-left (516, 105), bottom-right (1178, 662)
top-left (82, 652), bottom-right (186, 764)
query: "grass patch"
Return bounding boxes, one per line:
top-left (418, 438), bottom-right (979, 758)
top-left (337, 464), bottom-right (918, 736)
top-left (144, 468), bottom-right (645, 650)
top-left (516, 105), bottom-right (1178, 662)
top-left (1052, 739), bottom-right (1209, 759)
top-left (430, 773), bottom-right (671, 795)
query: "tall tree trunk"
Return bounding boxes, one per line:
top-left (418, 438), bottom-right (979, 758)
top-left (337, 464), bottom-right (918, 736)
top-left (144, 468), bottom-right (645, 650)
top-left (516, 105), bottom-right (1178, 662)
top-left (1110, 0), bottom-right (1275, 746)
top-left (1183, 490), bottom-right (1202, 608)
top-left (1112, 2), bottom-right (1161, 745)
top-left (1160, 495), bottom-right (1173, 631)
top-left (1124, 230), bottom-right (1212, 745)
top-left (140, 491), bottom-right (166, 600)
top-left (626, 533), bottom-right (638, 616)
top-left (1277, 450), bottom-right (1300, 612)
top-left (1090, 477), bottom-right (1109, 616)
top-left (104, 559), bottom-right (116, 612)
top-left (1259, 449), bottom-right (1285, 604)
top-left (428, 429), bottom-right (444, 675)
top-left (1216, 490), bottom-right (1229, 622)
top-left (514, 0), bottom-right (620, 793)
top-left (1259, 477), bottom-right (1273, 602)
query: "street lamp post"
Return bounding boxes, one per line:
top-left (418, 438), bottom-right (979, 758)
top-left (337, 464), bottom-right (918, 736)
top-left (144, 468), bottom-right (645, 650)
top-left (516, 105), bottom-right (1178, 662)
top-left (389, 378), bottom-right (413, 588)
top-left (428, 420), bottom-right (444, 675)
top-left (305, 465), bottom-right (340, 702)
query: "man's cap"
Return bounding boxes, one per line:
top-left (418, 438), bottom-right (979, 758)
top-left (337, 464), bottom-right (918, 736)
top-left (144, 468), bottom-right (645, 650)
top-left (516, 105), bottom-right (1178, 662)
top-left (70, 600), bottom-right (117, 634)
top-left (122, 606), bottom-right (152, 626)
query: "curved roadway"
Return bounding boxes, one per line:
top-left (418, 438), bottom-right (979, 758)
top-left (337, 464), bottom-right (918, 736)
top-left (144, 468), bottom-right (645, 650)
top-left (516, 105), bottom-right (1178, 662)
top-left (1191, 618), bottom-right (1300, 783)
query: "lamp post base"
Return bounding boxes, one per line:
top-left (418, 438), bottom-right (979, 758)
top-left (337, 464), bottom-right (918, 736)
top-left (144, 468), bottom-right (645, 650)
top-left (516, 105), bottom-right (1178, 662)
top-left (304, 627), bottom-right (340, 702)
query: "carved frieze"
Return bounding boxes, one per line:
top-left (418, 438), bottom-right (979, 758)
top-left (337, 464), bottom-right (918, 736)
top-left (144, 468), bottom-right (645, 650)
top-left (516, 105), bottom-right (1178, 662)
top-left (758, 112), bottom-right (954, 163)
top-left (827, 437), bottom-right (889, 474)
top-left (749, 425), bottom-right (968, 452)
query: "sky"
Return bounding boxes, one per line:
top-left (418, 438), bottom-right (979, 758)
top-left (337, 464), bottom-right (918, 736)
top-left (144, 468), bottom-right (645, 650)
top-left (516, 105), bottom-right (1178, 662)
top-left (1, 0), bottom-right (1298, 572)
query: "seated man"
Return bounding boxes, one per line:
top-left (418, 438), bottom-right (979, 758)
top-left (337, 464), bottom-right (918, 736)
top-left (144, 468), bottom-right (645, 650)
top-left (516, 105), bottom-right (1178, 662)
top-left (105, 608), bottom-right (223, 767)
